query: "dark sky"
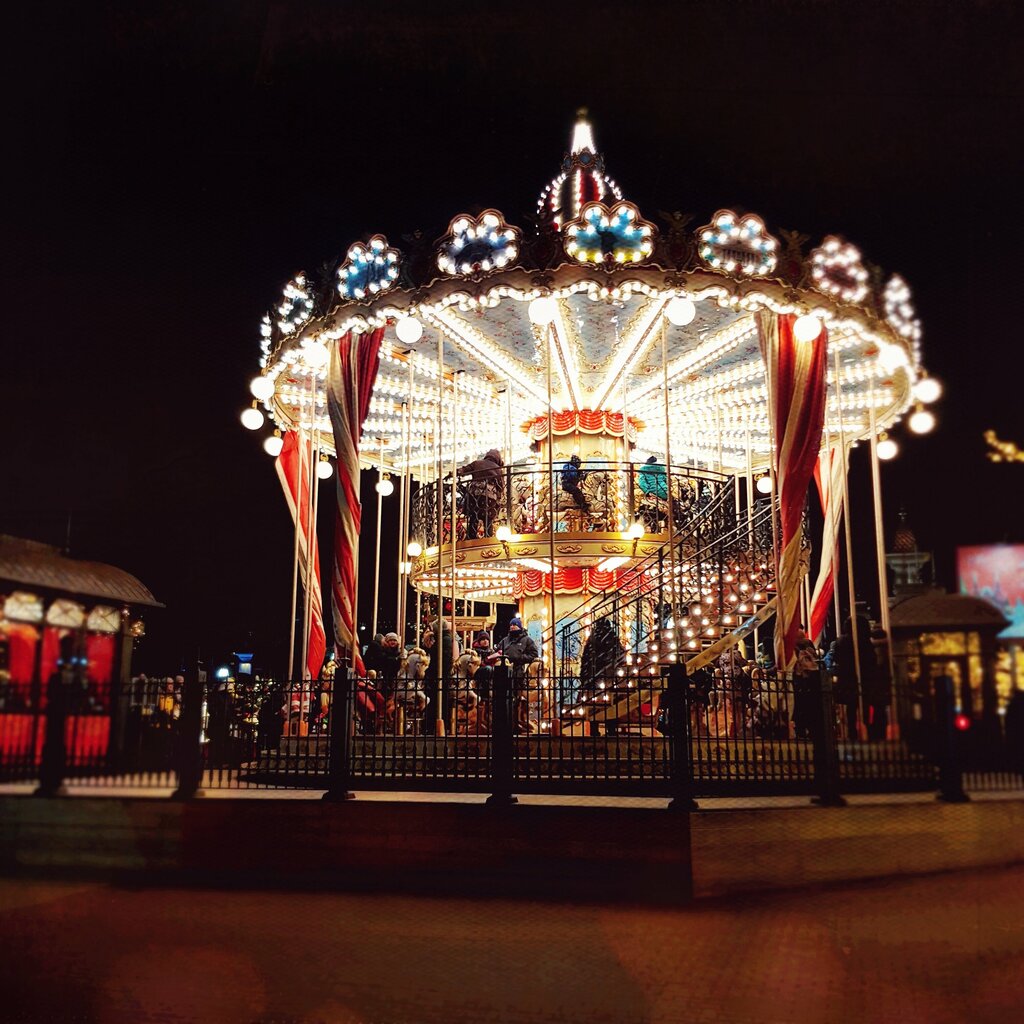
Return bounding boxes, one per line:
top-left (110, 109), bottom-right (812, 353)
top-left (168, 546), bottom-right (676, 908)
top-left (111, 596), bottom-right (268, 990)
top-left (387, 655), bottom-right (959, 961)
top-left (4, 0), bottom-right (1022, 674)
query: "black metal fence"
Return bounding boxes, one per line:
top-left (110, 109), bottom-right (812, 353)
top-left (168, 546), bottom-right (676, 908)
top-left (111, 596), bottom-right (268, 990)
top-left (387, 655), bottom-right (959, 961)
top-left (4, 661), bottom-right (1020, 804)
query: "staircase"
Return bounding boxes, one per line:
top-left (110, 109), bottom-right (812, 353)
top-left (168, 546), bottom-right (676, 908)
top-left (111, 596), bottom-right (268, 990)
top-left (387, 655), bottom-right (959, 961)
top-left (551, 480), bottom-right (779, 724)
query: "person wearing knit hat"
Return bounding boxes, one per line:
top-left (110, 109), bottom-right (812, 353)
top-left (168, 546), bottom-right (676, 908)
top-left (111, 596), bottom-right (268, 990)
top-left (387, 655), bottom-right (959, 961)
top-left (379, 632), bottom-right (402, 687)
top-left (495, 616), bottom-right (538, 681)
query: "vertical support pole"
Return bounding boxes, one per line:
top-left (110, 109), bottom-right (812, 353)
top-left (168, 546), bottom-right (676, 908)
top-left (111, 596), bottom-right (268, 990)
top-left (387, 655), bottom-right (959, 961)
top-left (833, 350), bottom-right (862, 691)
top-left (435, 333), bottom-right (445, 735)
top-left (546, 324), bottom-right (557, 681)
top-left (171, 666), bottom-right (204, 800)
top-left (662, 319), bottom-right (678, 648)
top-left (811, 666), bottom-right (846, 806)
top-left (301, 375), bottom-right (317, 681)
top-left (287, 434), bottom-right (302, 683)
top-left (450, 372), bottom-right (459, 680)
top-left (935, 674), bottom-right (969, 803)
top-left (372, 437), bottom-right (384, 637)
top-left (486, 661), bottom-right (518, 806)
top-left (868, 381), bottom-right (898, 732)
top-left (323, 667), bottom-right (356, 801)
top-left (666, 663), bottom-right (698, 811)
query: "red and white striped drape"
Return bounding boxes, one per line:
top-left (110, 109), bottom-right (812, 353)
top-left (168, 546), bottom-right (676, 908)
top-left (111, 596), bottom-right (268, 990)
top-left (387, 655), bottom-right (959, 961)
top-left (326, 327), bottom-right (385, 673)
top-left (758, 311), bottom-right (828, 671)
top-left (809, 444), bottom-right (846, 644)
top-left (275, 430), bottom-right (326, 679)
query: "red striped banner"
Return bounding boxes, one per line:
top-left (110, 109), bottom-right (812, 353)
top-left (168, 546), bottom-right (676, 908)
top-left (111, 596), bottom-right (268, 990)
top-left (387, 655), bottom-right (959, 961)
top-left (275, 431), bottom-right (326, 679)
top-left (326, 327), bottom-right (385, 674)
top-left (809, 444), bottom-right (846, 644)
top-left (758, 311), bottom-right (828, 670)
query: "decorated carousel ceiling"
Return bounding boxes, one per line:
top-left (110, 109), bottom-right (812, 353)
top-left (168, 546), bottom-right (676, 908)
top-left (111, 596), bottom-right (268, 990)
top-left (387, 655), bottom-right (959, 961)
top-left (247, 112), bottom-right (932, 476)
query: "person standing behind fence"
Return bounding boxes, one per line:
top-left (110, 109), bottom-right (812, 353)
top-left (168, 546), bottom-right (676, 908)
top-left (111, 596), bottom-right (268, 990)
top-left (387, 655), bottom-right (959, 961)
top-left (458, 448), bottom-right (505, 539)
top-left (865, 626), bottom-right (893, 742)
top-left (791, 631), bottom-right (819, 741)
top-left (833, 615), bottom-right (873, 741)
top-left (560, 454), bottom-right (590, 513)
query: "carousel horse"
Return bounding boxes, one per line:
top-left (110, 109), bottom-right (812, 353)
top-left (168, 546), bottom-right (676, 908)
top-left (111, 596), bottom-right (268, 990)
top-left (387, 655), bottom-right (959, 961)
top-left (452, 651), bottom-right (482, 734)
top-left (389, 648), bottom-right (431, 733)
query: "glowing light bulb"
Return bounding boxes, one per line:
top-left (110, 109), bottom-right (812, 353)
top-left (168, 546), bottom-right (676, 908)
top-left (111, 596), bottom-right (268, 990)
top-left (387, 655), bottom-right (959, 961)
top-left (876, 437), bottom-right (898, 460)
top-left (250, 376), bottom-right (275, 401)
top-left (396, 317), bottom-right (423, 344)
top-left (305, 343), bottom-right (329, 368)
top-left (793, 314), bottom-right (822, 343)
top-left (665, 297), bottom-right (696, 326)
top-left (756, 475), bottom-right (773, 494)
top-left (528, 297), bottom-right (557, 325)
top-left (263, 435), bottom-right (283, 457)
top-left (627, 521), bottom-right (644, 540)
top-left (316, 459), bottom-right (333, 480)
top-left (913, 377), bottom-right (942, 404)
top-left (376, 476), bottom-right (395, 496)
top-left (909, 408), bottom-right (936, 434)
top-left (407, 541), bottom-right (423, 557)
top-left (495, 525), bottom-right (512, 543)
top-left (240, 407), bottom-right (264, 430)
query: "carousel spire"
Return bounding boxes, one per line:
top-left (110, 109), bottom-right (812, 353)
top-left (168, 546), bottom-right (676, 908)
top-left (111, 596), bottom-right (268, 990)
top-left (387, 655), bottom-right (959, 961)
top-left (537, 108), bottom-right (624, 230)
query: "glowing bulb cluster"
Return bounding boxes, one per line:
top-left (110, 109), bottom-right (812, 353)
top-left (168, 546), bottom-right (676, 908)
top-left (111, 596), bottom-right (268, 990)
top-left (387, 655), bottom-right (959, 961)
top-left (276, 273), bottom-right (314, 335)
top-left (697, 210), bottom-right (778, 276)
top-left (810, 237), bottom-right (869, 304)
top-left (564, 201), bottom-right (654, 265)
top-left (336, 235), bottom-right (400, 301)
top-left (437, 211), bottom-right (520, 276)
top-left (883, 274), bottom-right (922, 344)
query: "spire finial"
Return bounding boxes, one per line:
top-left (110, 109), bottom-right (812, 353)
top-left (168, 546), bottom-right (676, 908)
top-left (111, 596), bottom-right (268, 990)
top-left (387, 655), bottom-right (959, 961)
top-left (571, 108), bottom-right (595, 155)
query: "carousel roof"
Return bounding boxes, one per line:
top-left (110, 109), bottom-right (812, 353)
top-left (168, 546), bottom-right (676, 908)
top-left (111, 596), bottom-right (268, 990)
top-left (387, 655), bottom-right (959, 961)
top-left (248, 113), bottom-right (935, 478)
top-left (889, 589), bottom-right (1008, 632)
top-left (0, 536), bottom-right (162, 609)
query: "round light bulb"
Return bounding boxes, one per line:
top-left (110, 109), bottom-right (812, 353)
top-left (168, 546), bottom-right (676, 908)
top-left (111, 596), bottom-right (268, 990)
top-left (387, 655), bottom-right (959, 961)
top-left (878, 343), bottom-right (908, 374)
top-left (250, 376), bottom-right (275, 401)
top-left (792, 314), bottom-right (823, 343)
top-left (316, 459), bottom-right (333, 480)
top-left (627, 521), bottom-right (644, 540)
top-left (908, 408), bottom-right (936, 435)
top-left (240, 407), bottom-right (264, 431)
top-left (756, 475), bottom-right (773, 494)
top-left (527, 296), bottom-right (557, 325)
top-left (263, 435), bottom-right (284, 457)
top-left (407, 541), bottom-right (423, 558)
top-left (913, 377), bottom-right (942, 404)
top-left (305, 343), bottom-right (329, 368)
top-left (876, 437), bottom-right (898, 461)
top-left (395, 317), bottom-right (423, 344)
top-left (665, 297), bottom-right (696, 326)
top-left (376, 477), bottom-right (394, 496)
top-left (495, 525), bottom-right (513, 543)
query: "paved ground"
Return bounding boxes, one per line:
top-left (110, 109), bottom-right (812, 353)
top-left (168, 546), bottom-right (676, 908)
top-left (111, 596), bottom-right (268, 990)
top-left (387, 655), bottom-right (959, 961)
top-left (0, 867), bottom-right (1021, 1024)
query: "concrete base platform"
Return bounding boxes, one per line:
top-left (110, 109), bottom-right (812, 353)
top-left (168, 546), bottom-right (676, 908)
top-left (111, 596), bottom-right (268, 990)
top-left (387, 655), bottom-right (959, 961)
top-left (1, 794), bottom-right (1022, 903)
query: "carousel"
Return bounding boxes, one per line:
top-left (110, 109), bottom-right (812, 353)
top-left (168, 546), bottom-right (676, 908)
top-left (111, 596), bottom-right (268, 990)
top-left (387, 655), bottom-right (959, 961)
top-left (241, 111), bottom-right (940, 741)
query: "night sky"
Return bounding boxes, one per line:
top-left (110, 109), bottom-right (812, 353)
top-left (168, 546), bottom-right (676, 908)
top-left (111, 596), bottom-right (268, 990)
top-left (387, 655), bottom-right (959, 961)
top-left (5, 1), bottom-right (1022, 675)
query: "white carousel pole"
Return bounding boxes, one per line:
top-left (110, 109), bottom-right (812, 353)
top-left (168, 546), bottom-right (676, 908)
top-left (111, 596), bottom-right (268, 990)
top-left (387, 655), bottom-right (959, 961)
top-left (394, 404), bottom-right (406, 638)
top-left (450, 372), bottom-right (459, 718)
top-left (401, 359), bottom-right (415, 641)
top-left (746, 423), bottom-right (759, 657)
top-left (307, 407), bottom-right (323, 678)
top-left (435, 334), bottom-right (445, 734)
top-left (372, 436), bottom-right (384, 638)
top-left (821, 403), bottom-right (843, 637)
top-left (662, 319), bottom-right (678, 652)
top-left (286, 431), bottom-right (302, 683)
top-left (833, 349), bottom-right (863, 695)
top-left (868, 380), bottom-right (898, 733)
top-left (546, 325), bottom-right (558, 681)
top-left (300, 372), bottom-right (317, 681)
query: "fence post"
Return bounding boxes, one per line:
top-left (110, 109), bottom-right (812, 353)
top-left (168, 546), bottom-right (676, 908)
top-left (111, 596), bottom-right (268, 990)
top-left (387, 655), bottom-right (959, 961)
top-left (323, 668), bottom-right (355, 802)
top-left (934, 674), bottom-right (969, 803)
top-left (487, 661), bottom-right (517, 806)
top-left (667, 663), bottom-right (698, 812)
top-left (171, 667), bottom-right (205, 800)
top-left (34, 661), bottom-right (73, 798)
top-left (811, 668), bottom-right (846, 807)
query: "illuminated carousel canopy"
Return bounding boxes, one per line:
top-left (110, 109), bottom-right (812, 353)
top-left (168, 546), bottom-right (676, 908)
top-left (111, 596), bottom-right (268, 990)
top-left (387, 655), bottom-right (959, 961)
top-left (248, 112), bottom-right (935, 480)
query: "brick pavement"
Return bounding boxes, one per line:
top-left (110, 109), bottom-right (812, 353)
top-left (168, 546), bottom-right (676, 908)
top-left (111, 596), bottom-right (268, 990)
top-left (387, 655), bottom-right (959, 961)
top-left (0, 866), bottom-right (1021, 1023)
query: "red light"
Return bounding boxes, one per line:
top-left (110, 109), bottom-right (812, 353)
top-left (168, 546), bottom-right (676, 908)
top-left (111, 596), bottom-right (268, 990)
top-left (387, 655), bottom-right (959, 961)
top-left (954, 714), bottom-right (971, 732)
